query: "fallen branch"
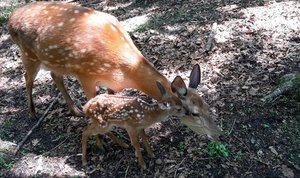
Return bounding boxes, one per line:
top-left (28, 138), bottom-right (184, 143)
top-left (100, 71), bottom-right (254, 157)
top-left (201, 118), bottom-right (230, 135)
top-left (174, 158), bottom-right (186, 178)
top-left (261, 73), bottom-right (296, 102)
top-left (13, 94), bottom-right (60, 155)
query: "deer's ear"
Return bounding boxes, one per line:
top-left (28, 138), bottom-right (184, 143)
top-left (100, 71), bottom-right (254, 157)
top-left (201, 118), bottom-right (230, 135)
top-left (189, 64), bottom-right (201, 89)
top-left (156, 81), bottom-right (167, 97)
top-left (171, 76), bottom-right (187, 97)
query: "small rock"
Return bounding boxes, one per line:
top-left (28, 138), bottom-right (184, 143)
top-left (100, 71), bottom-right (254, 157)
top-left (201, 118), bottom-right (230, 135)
top-left (155, 158), bottom-right (163, 165)
top-left (282, 165), bottom-right (294, 178)
top-left (257, 150), bottom-right (263, 156)
top-left (206, 164), bottom-right (211, 169)
top-left (251, 138), bottom-right (255, 144)
top-left (269, 146), bottom-right (278, 155)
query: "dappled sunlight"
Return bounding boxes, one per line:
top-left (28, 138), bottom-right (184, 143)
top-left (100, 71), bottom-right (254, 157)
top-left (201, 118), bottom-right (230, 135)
top-left (10, 153), bottom-right (85, 177)
top-left (120, 14), bottom-right (149, 32)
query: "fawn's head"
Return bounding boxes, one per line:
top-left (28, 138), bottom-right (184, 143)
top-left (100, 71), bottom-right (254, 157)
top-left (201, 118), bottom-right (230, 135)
top-left (156, 81), bottom-right (186, 117)
top-left (171, 64), bottom-right (221, 140)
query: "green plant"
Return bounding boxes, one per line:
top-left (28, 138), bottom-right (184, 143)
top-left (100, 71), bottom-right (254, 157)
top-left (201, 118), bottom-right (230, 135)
top-left (261, 123), bottom-right (270, 128)
top-left (178, 142), bottom-right (185, 151)
top-left (0, 2), bottom-right (21, 24)
top-left (234, 150), bottom-right (242, 160)
top-left (207, 141), bottom-right (229, 157)
top-left (0, 120), bottom-right (13, 138)
top-left (0, 153), bottom-right (13, 169)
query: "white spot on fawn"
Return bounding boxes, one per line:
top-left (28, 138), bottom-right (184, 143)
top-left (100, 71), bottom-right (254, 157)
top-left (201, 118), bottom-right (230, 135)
top-left (57, 22), bottom-right (64, 27)
top-left (103, 63), bottom-right (111, 68)
top-left (74, 10), bottom-right (79, 13)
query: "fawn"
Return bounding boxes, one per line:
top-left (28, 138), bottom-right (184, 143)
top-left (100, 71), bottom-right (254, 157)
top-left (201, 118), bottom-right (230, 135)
top-left (82, 81), bottom-right (186, 169)
top-left (8, 2), bottom-right (220, 139)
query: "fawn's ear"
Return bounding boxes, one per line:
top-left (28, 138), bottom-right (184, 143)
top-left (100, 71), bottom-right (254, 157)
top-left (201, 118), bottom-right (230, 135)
top-left (156, 81), bottom-right (167, 97)
top-left (189, 64), bottom-right (201, 89)
top-left (171, 76), bottom-right (187, 97)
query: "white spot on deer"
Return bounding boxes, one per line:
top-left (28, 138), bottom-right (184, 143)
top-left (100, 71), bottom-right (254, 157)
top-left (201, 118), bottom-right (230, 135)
top-left (24, 52), bottom-right (28, 56)
top-left (68, 53), bottom-right (74, 58)
top-left (49, 55), bottom-right (54, 58)
top-left (43, 10), bottom-right (48, 14)
top-left (99, 67), bottom-right (105, 71)
top-left (66, 38), bottom-right (71, 43)
top-left (84, 12), bottom-right (89, 16)
top-left (57, 13), bottom-right (63, 17)
top-left (80, 49), bottom-right (87, 53)
top-left (49, 45), bottom-right (59, 49)
top-left (43, 61), bottom-right (50, 64)
top-left (74, 64), bottom-right (81, 69)
top-left (69, 18), bottom-right (76, 22)
top-left (74, 10), bottom-right (79, 13)
top-left (110, 24), bottom-right (117, 32)
top-left (57, 22), bottom-right (64, 27)
top-left (66, 64), bottom-right (72, 68)
top-left (112, 69), bottom-right (124, 82)
top-left (104, 63), bottom-right (111, 68)
top-left (47, 16), bottom-right (52, 20)
top-left (124, 43), bottom-right (130, 49)
top-left (123, 52), bottom-right (139, 65)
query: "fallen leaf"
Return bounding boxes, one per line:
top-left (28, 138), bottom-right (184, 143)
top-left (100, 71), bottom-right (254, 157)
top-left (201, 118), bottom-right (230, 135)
top-left (281, 165), bottom-right (294, 178)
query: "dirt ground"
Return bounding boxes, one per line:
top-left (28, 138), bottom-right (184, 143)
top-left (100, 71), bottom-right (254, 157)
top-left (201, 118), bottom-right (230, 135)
top-left (0, 0), bottom-right (299, 177)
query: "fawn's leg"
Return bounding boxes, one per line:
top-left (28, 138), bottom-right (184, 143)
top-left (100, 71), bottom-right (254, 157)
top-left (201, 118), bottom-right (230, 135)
top-left (140, 129), bottom-right (154, 158)
top-left (127, 129), bottom-right (146, 170)
top-left (22, 54), bottom-right (41, 118)
top-left (106, 131), bottom-right (129, 148)
top-left (50, 72), bottom-right (82, 116)
top-left (82, 123), bottom-right (107, 165)
top-left (81, 125), bottom-right (91, 165)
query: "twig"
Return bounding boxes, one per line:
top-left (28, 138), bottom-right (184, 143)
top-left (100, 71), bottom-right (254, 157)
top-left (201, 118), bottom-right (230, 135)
top-left (124, 165), bottom-right (129, 178)
top-left (174, 158), bottom-right (186, 178)
top-left (114, 156), bottom-right (125, 175)
top-left (233, 135), bottom-right (251, 153)
top-left (13, 94), bottom-right (60, 155)
top-left (227, 117), bottom-right (236, 136)
top-left (42, 136), bottom-right (70, 156)
top-left (251, 156), bottom-right (270, 166)
top-left (261, 73), bottom-right (296, 102)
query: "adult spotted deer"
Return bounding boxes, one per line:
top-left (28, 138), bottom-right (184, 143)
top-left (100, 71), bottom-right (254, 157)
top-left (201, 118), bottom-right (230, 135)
top-left (82, 81), bottom-right (185, 169)
top-left (8, 2), bottom-right (220, 139)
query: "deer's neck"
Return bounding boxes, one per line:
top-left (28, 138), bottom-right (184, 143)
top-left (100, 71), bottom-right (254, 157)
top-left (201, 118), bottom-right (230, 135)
top-left (128, 59), bottom-right (172, 101)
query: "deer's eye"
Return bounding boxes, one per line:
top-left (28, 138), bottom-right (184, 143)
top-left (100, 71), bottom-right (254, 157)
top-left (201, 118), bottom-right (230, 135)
top-left (191, 113), bottom-right (200, 117)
